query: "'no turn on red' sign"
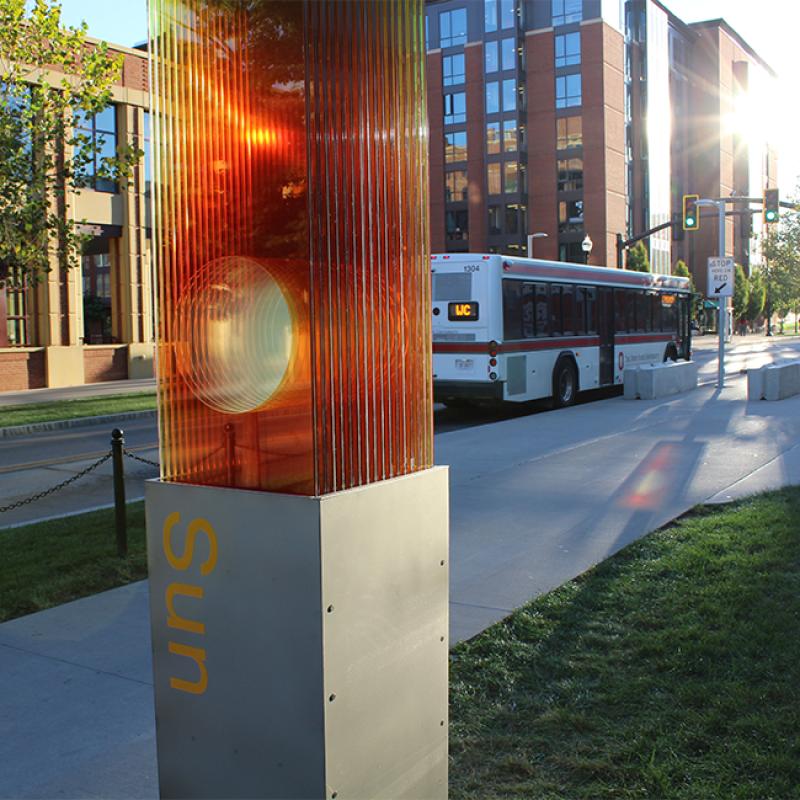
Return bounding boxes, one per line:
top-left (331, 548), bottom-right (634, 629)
top-left (707, 257), bottom-right (735, 298)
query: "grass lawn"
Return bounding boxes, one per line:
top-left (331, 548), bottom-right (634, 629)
top-left (0, 392), bottom-right (156, 429)
top-left (450, 487), bottom-right (800, 800)
top-left (0, 502), bottom-right (146, 622)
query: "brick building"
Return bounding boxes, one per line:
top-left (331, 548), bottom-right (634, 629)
top-left (0, 39), bottom-right (152, 391)
top-left (426, 0), bottom-right (777, 290)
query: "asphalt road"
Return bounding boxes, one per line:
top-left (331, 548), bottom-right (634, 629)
top-left (1, 334), bottom-right (799, 528)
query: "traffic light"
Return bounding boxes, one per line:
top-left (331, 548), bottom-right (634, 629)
top-left (764, 187), bottom-right (779, 223)
top-left (682, 194), bottom-right (700, 231)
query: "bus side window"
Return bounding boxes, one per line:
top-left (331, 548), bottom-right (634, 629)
top-left (549, 284), bottom-right (562, 336)
top-left (614, 289), bottom-right (626, 333)
top-left (586, 287), bottom-right (597, 334)
top-left (503, 279), bottom-right (523, 340)
top-left (521, 283), bottom-right (535, 338)
top-left (639, 292), bottom-right (652, 332)
top-left (625, 289), bottom-right (636, 332)
top-left (652, 294), bottom-right (662, 331)
top-left (575, 287), bottom-right (586, 335)
top-left (535, 283), bottom-right (549, 337)
top-left (561, 285), bottom-right (575, 335)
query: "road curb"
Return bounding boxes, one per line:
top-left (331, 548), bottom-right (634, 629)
top-left (0, 409), bottom-right (158, 440)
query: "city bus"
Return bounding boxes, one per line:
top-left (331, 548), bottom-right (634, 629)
top-left (432, 253), bottom-right (692, 407)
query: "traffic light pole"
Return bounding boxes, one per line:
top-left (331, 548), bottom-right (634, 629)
top-left (715, 202), bottom-right (726, 389)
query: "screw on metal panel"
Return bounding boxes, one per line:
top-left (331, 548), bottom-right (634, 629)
top-left (440, 636), bottom-right (445, 642)
top-left (440, 720), bottom-right (445, 726)
top-left (329, 693), bottom-right (336, 702)
top-left (327, 605), bottom-right (334, 613)
top-left (331, 793), bottom-right (338, 799)
top-left (440, 560), bottom-right (445, 566)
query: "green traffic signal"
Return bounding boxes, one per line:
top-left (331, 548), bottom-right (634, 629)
top-left (764, 187), bottom-right (779, 223)
top-left (682, 194), bottom-right (700, 231)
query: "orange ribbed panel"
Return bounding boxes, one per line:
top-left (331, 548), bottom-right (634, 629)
top-left (150, 0), bottom-right (431, 496)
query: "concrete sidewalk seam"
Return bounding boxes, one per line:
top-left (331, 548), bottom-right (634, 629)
top-left (0, 640), bottom-right (154, 687)
top-left (0, 409), bottom-right (157, 440)
top-left (450, 601), bottom-right (514, 613)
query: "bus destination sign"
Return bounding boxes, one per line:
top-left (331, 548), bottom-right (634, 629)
top-left (448, 302), bottom-right (479, 321)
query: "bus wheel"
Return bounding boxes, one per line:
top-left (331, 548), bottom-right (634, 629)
top-left (663, 344), bottom-right (678, 362)
top-left (552, 359), bottom-right (578, 408)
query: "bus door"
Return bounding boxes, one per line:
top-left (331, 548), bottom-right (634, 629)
top-left (598, 287), bottom-right (614, 385)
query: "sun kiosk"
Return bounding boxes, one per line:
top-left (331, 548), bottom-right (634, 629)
top-left (145, 2), bottom-right (447, 797)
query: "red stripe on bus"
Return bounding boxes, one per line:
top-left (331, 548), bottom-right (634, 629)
top-left (615, 334), bottom-right (675, 345)
top-left (433, 336), bottom-right (600, 354)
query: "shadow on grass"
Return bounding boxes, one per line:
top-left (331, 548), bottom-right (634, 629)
top-left (450, 487), bottom-right (800, 800)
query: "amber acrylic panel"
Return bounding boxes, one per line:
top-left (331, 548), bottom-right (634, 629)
top-left (149, 0), bottom-right (431, 496)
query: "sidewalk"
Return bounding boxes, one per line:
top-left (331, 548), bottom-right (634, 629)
top-left (2, 371), bottom-right (800, 797)
top-left (0, 378), bottom-right (156, 407)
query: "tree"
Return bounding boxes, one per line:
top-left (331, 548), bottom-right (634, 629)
top-left (761, 186), bottom-right (800, 333)
top-left (746, 268), bottom-right (766, 328)
top-left (0, 0), bottom-right (142, 285)
top-left (732, 264), bottom-right (750, 323)
top-left (672, 259), bottom-right (703, 318)
top-left (626, 241), bottom-right (650, 272)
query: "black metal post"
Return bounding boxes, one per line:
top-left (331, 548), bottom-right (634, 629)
top-left (111, 428), bottom-right (127, 558)
top-left (616, 233), bottom-right (624, 269)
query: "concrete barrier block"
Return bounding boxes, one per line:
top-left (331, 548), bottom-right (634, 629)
top-left (763, 361), bottom-right (800, 401)
top-left (623, 367), bottom-right (640, 400)
top-left (624, 361), bottom-right (697, 400)
top-left (747, 366), bottom-right (766, 401)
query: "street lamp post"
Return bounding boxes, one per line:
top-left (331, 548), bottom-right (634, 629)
top-left (697, 198), bottom-right (726, 388)
top-left (527, 232), bottom-right (548, 259)
top-left (581, 234), bottom-right (593, 265)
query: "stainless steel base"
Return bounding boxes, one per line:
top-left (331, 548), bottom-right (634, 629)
top-left (145, 467), bottom-right (449, 799)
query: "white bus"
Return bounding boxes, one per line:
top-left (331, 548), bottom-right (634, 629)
top-left (432, 253), bottom-right (692, 407)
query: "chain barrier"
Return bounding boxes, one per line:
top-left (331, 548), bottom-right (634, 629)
top-left (0, 453), bottom-right (112, 513)
top-left (123, 449), bottom-right (160, 469)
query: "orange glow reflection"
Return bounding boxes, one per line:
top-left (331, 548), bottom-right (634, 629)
top-left (150, 0), bottom-right (431, 496)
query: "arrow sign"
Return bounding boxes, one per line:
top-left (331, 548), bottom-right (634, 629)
top-left (707, 257), bottom-right (734, 298)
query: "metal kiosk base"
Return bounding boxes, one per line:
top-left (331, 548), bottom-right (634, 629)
top-left (145, 467), bottom-right (449, 799)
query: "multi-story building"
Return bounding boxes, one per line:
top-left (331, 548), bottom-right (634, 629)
top-left (0, 39), bottom-right (152, 391)
top-left (426, 0), bottom-right (777, 292)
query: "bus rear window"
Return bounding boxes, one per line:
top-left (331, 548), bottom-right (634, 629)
top-left (433, 272), bottom-right (471, 301)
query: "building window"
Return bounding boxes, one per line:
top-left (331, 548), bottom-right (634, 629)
top-left (5, 279), bottom-right (29, 346)
top-left (556, 116), bottom-right (582, 149)
top-left (555, 32), bottom-right (580, 68)
top-left (446, 209), bottom-right (469, 242)
top-left (489, 205), bottom-right (502, 234)
top-left (444, 92), bottom-right (466, 124)
top-left (440, 8), bottom-right (467, 48)
top-left (443, 53), bottom-right (465, 86)
top-left (504, 204), bottom-right (520, 234)
top-left (82, 239), bottom-right (113, 343)
top-left (485, 0), bottom-right (498, 32)
top-left (74, 105), bottom-right (118, 193)
top-left (500, 0), bottom-right (516, 29)
top-left (485, 40), bottom-right (498, 73)
top-left (502, 78), bottom-right (516, 111)
top-left (143, 110), bottom-right (152, 197)
top-left (556, 74), bottom-right (581, 108)
top-left (503, 120), bottom-right (517, 152)
top-left (557, 157), bottom-right (583, 191)
top-left (486, 82), bottom-right (500, 114)
top-left (501, 37), bottom-right (516, 71)
top-left (445, 170), bottom-right (468, 202)
top-left (558, 199), bottom-right (584, 232)
top-left (552, 0), bottom-right (582, 26)
top-left (504, 162), bottom-right (519, 193)
top-left (488, 163), bottom-right (501, 195)
top-left (445, 131), bottom-right (467, 163)
top-left (487, 122), bottom-right (501, 155)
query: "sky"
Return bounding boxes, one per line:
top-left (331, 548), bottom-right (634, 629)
top-left (54, 0), bottom-right (800, 196)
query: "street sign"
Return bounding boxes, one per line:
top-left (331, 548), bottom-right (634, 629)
top-left (707, 257), bottom-right (735, 298)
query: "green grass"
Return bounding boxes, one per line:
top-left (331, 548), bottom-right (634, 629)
top-left (0, 392), bottom-right (156, 428)
top-left (450, 487), bottom-right (800, 800)
top-left (0, 502), bottom-right (147, 622)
